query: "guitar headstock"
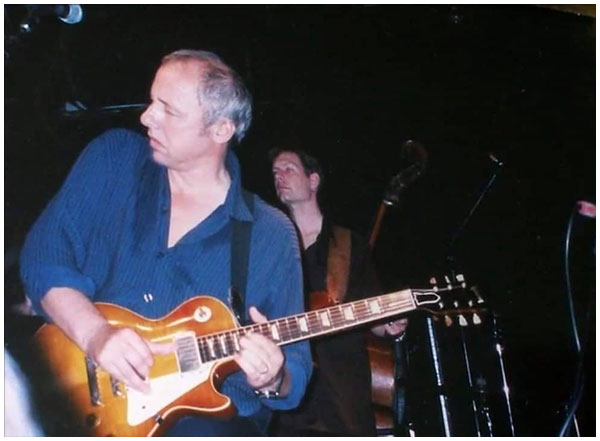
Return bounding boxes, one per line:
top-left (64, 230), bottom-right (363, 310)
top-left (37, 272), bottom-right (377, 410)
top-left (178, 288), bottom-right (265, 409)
top-left (412, 274), bottom-right (487, 324)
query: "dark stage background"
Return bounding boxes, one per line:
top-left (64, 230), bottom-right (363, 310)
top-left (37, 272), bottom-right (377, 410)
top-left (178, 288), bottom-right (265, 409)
top-left (4, 5), bottom-right (595, 436)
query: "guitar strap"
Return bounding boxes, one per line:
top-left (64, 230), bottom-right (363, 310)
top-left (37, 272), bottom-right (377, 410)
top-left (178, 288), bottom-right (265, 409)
top-left (230, 190), bottom-right (254, 326)
top-left (326, 225), bottom-right (352, 303)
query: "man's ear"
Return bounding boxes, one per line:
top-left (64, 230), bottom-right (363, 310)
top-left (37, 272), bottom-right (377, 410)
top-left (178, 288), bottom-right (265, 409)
top-left (309, 172), bottom-right (320, 192)
top-left (210, 117), bottom-right (236, 144)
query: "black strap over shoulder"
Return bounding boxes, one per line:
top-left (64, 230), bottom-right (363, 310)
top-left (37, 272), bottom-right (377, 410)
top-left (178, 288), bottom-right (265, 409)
top-left (230, 190), bottom-right (254, 325)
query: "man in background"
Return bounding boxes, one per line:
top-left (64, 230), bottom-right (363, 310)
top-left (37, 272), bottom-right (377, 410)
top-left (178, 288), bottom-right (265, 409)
top-left (269, 148), bottom-right (407, 436)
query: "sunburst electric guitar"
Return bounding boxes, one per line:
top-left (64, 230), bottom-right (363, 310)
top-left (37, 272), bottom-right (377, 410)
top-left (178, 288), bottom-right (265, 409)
top-left (33, 276), bottom-right (477, 436)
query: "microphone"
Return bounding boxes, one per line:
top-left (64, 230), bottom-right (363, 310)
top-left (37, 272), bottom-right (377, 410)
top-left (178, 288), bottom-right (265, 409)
top-left (488, 152), bottom-right (504, 167)
top-left (20, 5), bottom-right (83, 33)
top-left (576, 201), bottom-right (595, 219)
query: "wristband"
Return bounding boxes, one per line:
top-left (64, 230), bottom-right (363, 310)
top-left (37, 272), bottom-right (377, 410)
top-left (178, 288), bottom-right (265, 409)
top-left (254, 370), bottom-right (284, 399)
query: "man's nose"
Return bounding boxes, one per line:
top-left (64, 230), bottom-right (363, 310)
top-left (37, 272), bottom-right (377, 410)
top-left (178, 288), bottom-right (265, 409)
top-left (140, 105), bottom-right (154, 128)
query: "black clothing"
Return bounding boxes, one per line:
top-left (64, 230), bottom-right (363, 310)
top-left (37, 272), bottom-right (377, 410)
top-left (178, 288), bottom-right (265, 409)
top-left (271, 221), bottom-right (381, 436)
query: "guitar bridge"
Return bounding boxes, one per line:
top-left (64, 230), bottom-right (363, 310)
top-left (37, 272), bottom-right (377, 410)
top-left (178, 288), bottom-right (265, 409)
top-left (110, 375), bottom-right (122, 397)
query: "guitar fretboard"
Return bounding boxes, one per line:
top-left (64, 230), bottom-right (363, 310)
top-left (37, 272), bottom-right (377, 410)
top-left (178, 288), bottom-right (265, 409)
top-left (194, 289), bottom-right (415, 363)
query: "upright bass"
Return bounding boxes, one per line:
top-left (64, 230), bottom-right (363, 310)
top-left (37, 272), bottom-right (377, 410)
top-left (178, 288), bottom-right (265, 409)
top-left (366, 140), bottom-right (427, 434)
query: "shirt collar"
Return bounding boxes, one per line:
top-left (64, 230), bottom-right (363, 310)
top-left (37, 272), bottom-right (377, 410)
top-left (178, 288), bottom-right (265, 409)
top-left (134, 147), bottom-right (254, 250)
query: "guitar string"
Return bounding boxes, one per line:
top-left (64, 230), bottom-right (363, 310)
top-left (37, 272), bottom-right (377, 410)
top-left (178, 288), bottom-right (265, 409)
top-left (197, 296), bottom-right (415, 344)
top-left (198, 297), bottom-right (415, 345)
top-left (194, 295), bottom-right (416, 361)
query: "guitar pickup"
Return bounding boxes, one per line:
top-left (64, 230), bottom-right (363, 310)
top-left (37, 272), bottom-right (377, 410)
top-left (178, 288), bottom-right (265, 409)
top-left (85, 356), bottom-right (101, 406)
top-left (174, 332), bottom-right (201, 373)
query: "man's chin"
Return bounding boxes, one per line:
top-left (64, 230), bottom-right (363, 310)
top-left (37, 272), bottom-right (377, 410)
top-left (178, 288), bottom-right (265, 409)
top-left (276, 191), bottom-right (289, 202)
top-left (278, 195), bottom-right (295, 205)
top-left (150, 150), bottom-right (169, 166)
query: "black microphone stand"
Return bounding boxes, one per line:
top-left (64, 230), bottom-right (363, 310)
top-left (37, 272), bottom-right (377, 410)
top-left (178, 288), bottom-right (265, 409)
top-left (440, 154), bottom-right (516, 436)
top-left (446, 154), bottom-right (503, 267)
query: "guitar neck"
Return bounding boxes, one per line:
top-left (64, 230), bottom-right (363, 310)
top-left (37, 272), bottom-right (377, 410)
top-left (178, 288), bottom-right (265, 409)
top-left (194, 290), bottom-right (416, 363)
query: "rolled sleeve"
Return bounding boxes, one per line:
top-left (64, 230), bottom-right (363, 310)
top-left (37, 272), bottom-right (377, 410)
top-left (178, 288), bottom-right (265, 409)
top-left (20, 196), bottom-right (97, 316)
top-left (19, 129), bottom-right (141, 316)
top-left (22, 264), bottom-right (96, 315)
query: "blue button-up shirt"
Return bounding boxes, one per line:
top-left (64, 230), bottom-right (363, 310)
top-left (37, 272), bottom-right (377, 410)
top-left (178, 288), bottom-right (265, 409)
top-left (20, 128), bottom-right (312, 416)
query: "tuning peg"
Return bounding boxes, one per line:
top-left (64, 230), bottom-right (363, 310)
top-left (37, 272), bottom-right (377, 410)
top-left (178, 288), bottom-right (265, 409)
top-left (456, 274), bottom-right (465, 282)
top-left (473, 313), bottom-right (482, 325)
top-left (444, 315), bottom-right (453, 327)
top-left (459, 314), bottom-right (468, 327)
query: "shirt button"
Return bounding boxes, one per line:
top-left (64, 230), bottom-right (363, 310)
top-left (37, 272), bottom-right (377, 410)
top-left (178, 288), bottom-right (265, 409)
top-left (143, 293), bottom-right (154, 303)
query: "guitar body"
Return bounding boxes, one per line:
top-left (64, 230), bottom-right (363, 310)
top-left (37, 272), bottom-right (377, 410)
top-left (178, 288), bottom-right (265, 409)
top-left (31, 282), bottom-right (463, 437)
top-left (34, 296), bottom-right (239, 437)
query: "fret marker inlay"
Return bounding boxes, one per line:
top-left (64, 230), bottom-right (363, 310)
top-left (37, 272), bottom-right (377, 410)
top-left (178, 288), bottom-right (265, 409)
top-left (299, 317), bottom-right (308, 333)
top-left (319, 311), bottom-right (331, 327)
top-left (343, 306), bottom-right (355, 321)
top-left (270, 324), bottom-right (280, 341)
top-left (368, 300), bottom-right (381, 314)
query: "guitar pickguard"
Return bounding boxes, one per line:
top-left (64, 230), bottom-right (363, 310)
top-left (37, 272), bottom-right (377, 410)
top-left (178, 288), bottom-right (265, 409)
top-left (126, 361), bottom-right (214, 426)
top-left (126, 331), bottom-right (215, 426)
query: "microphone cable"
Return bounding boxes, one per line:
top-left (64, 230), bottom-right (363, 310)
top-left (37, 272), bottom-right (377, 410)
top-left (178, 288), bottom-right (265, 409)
top-left (558, 201), bottom-right (595, 436)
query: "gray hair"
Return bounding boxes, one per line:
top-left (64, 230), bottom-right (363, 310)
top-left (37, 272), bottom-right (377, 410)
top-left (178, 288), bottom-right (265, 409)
top-left (162, 49), bottom-right (252, 143)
